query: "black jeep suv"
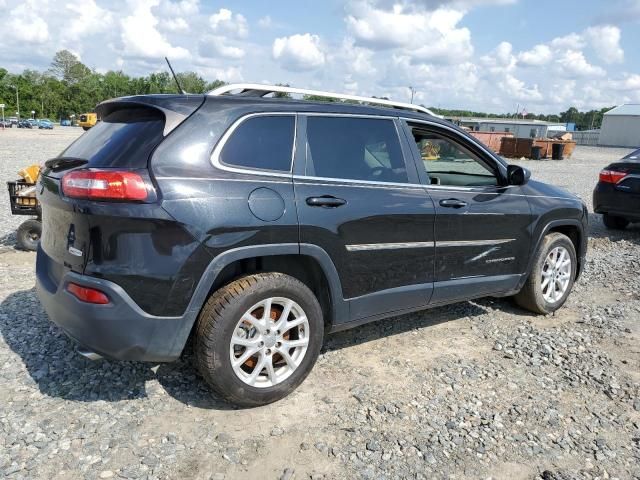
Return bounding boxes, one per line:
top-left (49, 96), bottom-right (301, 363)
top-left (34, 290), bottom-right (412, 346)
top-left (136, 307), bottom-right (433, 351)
top-left (36, 84), bottom-right (587, 406)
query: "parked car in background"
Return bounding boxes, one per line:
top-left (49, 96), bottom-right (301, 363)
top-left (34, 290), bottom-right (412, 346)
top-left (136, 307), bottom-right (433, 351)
top-left (594, 147), bottom-right (640, 229)
top-left (0, 120), bottom-right (12, 128)
top-left (78, 112), bottom-right (98, 130)
top-left (36, 84), bottom-right (588, 407)
top-left (60, 119), bottom-right (72, 127)
top-left (38, 119), bottom-right (54, 129)
top-left (9, 116), bottom-right (18, 125)
top-left (17, 120), bottom-right (32, 128)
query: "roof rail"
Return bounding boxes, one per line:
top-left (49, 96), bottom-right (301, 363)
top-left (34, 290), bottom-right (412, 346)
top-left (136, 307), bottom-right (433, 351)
top-left (207, 83), bottom-right (437, 116)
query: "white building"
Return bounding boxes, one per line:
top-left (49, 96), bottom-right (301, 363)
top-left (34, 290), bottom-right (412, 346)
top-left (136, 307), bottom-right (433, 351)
top-left (598, 104), bottom-right (640, 148)
top-left (448, 117), bottom-right (566, 139)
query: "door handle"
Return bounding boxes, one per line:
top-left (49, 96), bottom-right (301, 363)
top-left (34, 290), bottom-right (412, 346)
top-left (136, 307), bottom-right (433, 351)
top-left (306, 196), bottom-right (347, 208)
top-left (439, 198), bottom-right (468, 209)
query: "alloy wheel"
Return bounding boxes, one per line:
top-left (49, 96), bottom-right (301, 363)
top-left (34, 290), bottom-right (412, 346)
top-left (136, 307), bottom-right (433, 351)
top-left (541, 246), bottom-right (571, 303)
top-left (229, 297), bottom-right (310, 388)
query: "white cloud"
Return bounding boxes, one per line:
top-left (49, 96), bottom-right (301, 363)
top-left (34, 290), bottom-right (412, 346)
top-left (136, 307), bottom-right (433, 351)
top-left (64, 1), bottom-right (112, 39)
top-left (120, 0), bottom-right (190, 60)
top-left (6, 2), bottom-right (49, 43)
top-left (336, 38), bottom-right (377, 76)
top-left (517, 44), bottom-right (552, 67)
top-left (258, 15), bottom-right (273, 28)
top-left (272, 33), bottom-right (326, 71)
top-left (584, 25), bottom-right (624, 64)
top-left (160, 0), bottom-right (199, 16)
top-left (163, 18), bottom-right (189, 32)
top-left (196, 64), bottom-right (243, 83)
top-left (345, 1), bottom-right (473, 63)
top-left (200, 36), bottom-right (245, 59)
top-left (608, 74), bottom-right (640, 91)
top-left (498, 74), bottom-right (543, 102)
top-left (549, 33), bottom-right (585, 50)
top-left (555, 50), bottom-right (606, 78)
top-left (209, 8), bottom-right (248, 39)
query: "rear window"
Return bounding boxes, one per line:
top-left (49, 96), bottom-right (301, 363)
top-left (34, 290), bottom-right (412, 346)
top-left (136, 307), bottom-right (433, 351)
top-left (60, 108), bottom-right (165, 168)
top-left (218, 115), bottom-right (295, 172)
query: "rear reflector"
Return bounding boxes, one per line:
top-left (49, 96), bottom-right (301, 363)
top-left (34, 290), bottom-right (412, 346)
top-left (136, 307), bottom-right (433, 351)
top-left (66, 282), bottom-right (110, 304)
top-left (62, 169), bottom-right (149, 201)
top-left (599, 169), bottom-right (628, 184)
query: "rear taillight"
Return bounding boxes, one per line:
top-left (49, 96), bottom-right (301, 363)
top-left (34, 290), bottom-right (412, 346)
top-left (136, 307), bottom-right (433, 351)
top-left (66, 282), bottom-right (110, 304)
top-left (62, 169), bottom-right (150, 201)
top-left (599, 169), bottom-right (628, 184)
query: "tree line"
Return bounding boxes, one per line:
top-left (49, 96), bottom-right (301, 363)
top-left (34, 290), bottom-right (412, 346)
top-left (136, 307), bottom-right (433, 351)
top-left (428, 105), bottom-right (614, 131)
top-left (0, 50), bottom-right (226, 120)
top-left (0, 50), bottom-right (615, 130)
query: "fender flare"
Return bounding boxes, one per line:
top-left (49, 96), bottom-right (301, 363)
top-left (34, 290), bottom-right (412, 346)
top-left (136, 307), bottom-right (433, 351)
top-left (519, 218), bottom-right (586, 291)
top-left (167, 243), bottom-right (347, 358)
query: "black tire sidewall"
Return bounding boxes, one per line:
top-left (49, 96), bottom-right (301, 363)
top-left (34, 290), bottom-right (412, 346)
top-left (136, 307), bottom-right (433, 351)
top-left (16, 220), bottom-right (41, 251)
top-left (197, 275), bottom-right (324, 406)
top-left (532, 234), bottom-right (577, 313)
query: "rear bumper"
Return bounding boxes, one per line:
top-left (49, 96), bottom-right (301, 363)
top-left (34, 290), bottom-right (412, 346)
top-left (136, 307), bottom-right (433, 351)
top-left (35, 246), bottom-right (189, 362)
top-left (593, 183), bottom-right (640, 220)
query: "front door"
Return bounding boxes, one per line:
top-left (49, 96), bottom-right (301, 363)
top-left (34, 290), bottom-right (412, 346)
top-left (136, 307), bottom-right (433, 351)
top-left (404, 121), bottom-right (532, 305)
top-left (294, 115), bottom-right (436, 322)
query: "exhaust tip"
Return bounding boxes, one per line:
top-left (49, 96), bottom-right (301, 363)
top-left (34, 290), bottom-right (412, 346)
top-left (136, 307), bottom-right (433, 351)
top-left (77, 347), bottom-right (103, 361)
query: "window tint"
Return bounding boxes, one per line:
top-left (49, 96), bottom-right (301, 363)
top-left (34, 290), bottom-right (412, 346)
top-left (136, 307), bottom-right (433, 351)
top-left (306, 117), bottom-right (408, 183)
top-left (61, 108), bottom-right (165, 168)
top-left (412, 129), bottom-right (498, 187)
top-left (220, 115), bottom-right (295, 172)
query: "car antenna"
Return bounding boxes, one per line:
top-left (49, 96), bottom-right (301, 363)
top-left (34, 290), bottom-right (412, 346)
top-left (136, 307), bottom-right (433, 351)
top-left (165, 57), bottom-right (186, 94)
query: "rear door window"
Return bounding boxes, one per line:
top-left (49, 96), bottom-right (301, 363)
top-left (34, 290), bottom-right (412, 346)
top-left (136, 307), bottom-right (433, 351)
top-left (305, 116), bottom-right (408, 184)
top-left (60, 108), bottom-right (165, 168)
top-left (218, 115), bottom-right (295, 172)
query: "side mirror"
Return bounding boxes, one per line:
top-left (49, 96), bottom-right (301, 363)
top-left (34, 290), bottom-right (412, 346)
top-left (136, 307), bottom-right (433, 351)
top-left (507, 164), bottom-right (531, 186)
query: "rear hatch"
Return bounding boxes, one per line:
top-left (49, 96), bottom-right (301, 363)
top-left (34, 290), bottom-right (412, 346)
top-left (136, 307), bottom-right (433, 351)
top-left (38, 95), bottom-right (204, 276)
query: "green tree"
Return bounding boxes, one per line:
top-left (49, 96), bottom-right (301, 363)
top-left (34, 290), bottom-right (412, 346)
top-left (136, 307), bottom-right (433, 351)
top-left (49, 50), bottom-right (90, 84)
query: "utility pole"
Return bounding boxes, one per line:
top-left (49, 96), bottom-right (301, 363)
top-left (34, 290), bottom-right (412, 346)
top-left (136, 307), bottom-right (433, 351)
top-left (9, 85), bottom-right (20, 119)
top-left (409, 86), bottom-right (416, 104)
top-left (0, 104), bottom-right (5, 130)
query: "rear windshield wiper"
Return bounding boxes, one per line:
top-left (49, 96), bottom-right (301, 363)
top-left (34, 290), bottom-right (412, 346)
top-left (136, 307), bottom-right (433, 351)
top-left (45, 157), bottom-right (88, 172)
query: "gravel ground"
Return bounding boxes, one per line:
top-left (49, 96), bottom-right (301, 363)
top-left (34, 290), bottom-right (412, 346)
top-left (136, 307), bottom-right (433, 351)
top-left (0, 129), bottom-right (639, 480)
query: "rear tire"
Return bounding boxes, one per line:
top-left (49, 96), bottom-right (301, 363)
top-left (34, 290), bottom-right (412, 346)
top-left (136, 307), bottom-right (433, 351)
top-left (602, 214), bottom-right (629, 230)
top-left (16, 219), bottom-right (41, 251)
top-left (194, 273), bottom-right (324, 407)
top-left (82, 126), bottom-right (90, 131)
top-left (514, 232), bottom-right (577, 315)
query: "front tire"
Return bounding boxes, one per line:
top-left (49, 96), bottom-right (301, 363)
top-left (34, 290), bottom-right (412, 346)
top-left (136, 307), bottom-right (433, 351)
top-left (514, 232), bottom-right (577, 315)
top-left (194, 273), bottom-right (324, 407)
top-left (602, 214), bottom-right (629, 230)
top-left (16, 219), bottom-right (42, 251)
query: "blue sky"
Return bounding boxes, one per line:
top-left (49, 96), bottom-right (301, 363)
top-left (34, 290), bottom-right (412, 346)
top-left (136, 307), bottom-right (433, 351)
top-left (2, 0), bottom-right (640, 113)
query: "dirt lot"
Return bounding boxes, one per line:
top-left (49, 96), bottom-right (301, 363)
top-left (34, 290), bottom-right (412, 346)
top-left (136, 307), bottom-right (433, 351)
top-left (0, 128), bottom-right (639, 480)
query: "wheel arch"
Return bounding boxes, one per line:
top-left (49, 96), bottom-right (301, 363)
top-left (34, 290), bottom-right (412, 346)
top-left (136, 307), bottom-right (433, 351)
top-left (171, 243), bottom-right (347, 357)
top-left (523, 219), bottom-right (586, 289)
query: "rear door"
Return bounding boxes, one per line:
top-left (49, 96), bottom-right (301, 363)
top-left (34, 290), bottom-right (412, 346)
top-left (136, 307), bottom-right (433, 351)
top-left (294, 114), bottom-right (436, 322)
top-left (403, 120), bottom-right (532, 304)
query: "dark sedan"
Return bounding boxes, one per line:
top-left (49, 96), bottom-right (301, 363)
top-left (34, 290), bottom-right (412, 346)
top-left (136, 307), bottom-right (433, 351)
top-left (594, 148), bottom-right (640, 229)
